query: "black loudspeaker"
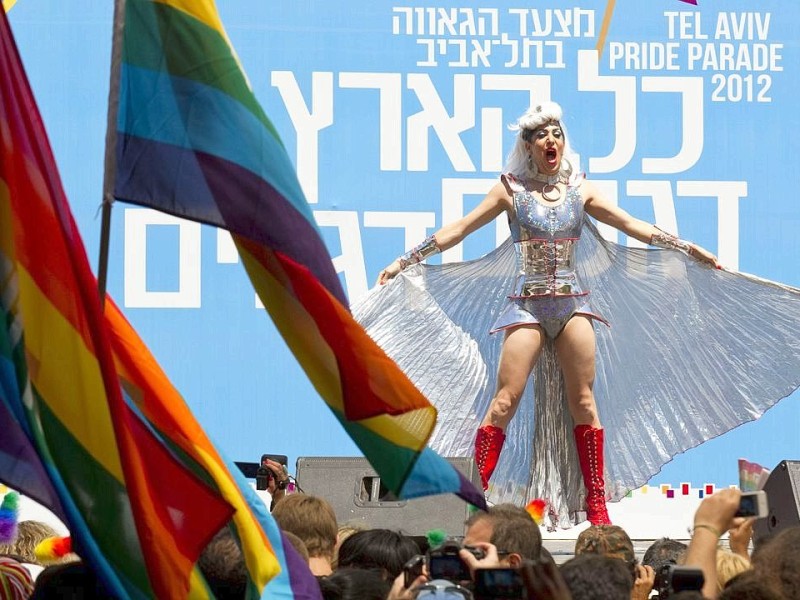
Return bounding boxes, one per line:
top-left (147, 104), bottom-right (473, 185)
top-left (295, 456), bottom-right (481, 538)
top-left (754, 460), bottom-right (800, 544)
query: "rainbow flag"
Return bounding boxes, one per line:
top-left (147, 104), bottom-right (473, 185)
top-left (109, 0), bottom-right (486, 508)
top-left (104, 299), bottom-right (321, 599)
top-left (738, 458), bottom-right (771, 493)
top-left (0, 8), bottom-right (318, 599)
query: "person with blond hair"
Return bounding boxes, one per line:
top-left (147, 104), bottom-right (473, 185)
top-left (271, 494), bottom-right (338, 576)
top-left (375, 101), bottom-right (717, 526)
top-left (716, 549), bottom-right (751, 592)
top-left (363, 95), bottom-right (800, 529)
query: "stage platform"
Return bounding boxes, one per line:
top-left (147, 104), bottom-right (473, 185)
top-left (539, 483), bottom-right (721, 563)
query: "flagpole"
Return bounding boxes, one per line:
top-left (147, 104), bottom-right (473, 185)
top-left (98, 0), bottom-right (126, 305)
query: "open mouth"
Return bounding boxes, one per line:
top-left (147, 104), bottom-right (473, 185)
top-left (545, 148), bottom-right (558, 164)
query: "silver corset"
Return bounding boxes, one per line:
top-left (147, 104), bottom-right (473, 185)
top-left (509, 186), bottom-right (585, 297)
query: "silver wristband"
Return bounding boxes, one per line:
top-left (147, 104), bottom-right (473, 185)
top-left (398, 235), bottom-right (441, 270)
top-left (650, 226), bottom-right (693, 255)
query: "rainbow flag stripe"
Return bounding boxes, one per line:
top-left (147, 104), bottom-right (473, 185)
top-left (1, 7), bottom-right (227, 596)
top-left (111, 0), bottom-right (486, 507)
top-left (0, 7), bottom-right (317, 598)
top-left (105, 299), bottom-right (320, 599)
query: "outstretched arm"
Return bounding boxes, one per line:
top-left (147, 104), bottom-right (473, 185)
top-left (684, 488), bottom-right (742, 599)
top-left (377, 181), bottom-right (511, 285)
top-left (581, 180), bottom-right (719, 268)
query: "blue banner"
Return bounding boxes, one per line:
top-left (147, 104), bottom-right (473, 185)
top-left (8, 0), bottom-right (799, 488)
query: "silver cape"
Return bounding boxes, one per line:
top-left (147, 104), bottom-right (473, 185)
top-left (353, 219), bottom-right (800, 528)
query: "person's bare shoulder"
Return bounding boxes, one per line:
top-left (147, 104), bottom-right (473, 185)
top-left (577, 178), bottom-right (601, 204)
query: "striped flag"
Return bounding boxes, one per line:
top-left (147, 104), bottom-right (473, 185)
top-left (108, 0), bottom-right (486, 508)
top-left (104, 299), bottom-right (321, 599)
top-left (0, 7), bottom-right (318, 598)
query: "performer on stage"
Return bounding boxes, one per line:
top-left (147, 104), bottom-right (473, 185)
top-left (374, 102), bottom-right (718, 525)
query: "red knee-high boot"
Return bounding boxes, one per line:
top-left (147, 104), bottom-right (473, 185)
top-left (574, 425), bottom-right (611, 525)
top-left (474, 425), bottom-right (506, 491)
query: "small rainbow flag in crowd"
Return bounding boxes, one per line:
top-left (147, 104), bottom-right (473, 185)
top-left (108, 0), bottom-right (487, 509)
top-left (738, 458), bottom-right (771, 493)
top-left (0, 7), bottom-right (318, 598)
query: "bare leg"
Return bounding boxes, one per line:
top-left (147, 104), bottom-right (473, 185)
top-left (475, 325), bottom-right (544, 490)
top-left (554, 315), bottom-right (610, 524)
top-left (480, 324), bottom-right (546, 428)
top-left (553, 315), bottom-right (600, 427)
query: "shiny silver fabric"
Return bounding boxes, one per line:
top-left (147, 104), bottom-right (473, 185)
top-left (651, 227), bottom-right (693, 254)
top-left (514, 239), bottom-right (579, 294)
top-left (399, 234), bottom-right (441, 270)
top-left (510, 185), bottom-right (582, 296)
top-left (492, 181), bottom-right (604, 339)
top-left (353, 218), bottom-right (800, 528)
top-left (510, 187), bottom-right (583, 241)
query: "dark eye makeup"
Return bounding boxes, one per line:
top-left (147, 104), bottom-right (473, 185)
top-left (535, 127), bottom-right (562, 139)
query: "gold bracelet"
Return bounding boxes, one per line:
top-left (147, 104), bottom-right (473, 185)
top-left (693, 524), bottom-right (722, 537)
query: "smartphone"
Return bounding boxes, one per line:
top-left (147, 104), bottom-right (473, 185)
top-left (736, 490), bottom-right (768, 518)
top-left (403, 555), bottom-right (424, 588)
top-left (473, 568), bottom-right (525, 600)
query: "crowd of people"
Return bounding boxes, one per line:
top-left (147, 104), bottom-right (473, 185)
top-left (3, 472), bottom-right (800, 599)
top-left (265, 481), bottom-right (799, 600)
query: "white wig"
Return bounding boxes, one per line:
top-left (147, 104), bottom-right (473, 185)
top-left (503, 101), bottom-right (581, 181)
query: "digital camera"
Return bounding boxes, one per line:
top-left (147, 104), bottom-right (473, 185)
top-left (656, 564), bottom-right (704, 598)
top-left (427, 542), bottom-right (485, 583)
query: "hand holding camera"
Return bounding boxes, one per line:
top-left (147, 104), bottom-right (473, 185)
top-left (456, 541), bottom-right (498, 575)
top-left (693, 487), bottom-right (742, 538)
top-left (728, 516), bottom-right (756, 558)
top-left (631, 564), bottom-right (656, 600)
top-left (427, 541), bottom-right (488, 583)
top-left (407, 542), bottom-right (575, 600)
top-left (256, 454), bottom-right (290, 510)
top-left (256, 454), bottom-right (288, 490)
top-left (683, 487), bottom-right (769, 599)
top-left (655, 564), bottom-right (705, 598)
top-left (402, 555), bottom-right (425, 589)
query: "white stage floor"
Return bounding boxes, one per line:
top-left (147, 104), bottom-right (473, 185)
top-left (541, 482), bottom-right (728, 562)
